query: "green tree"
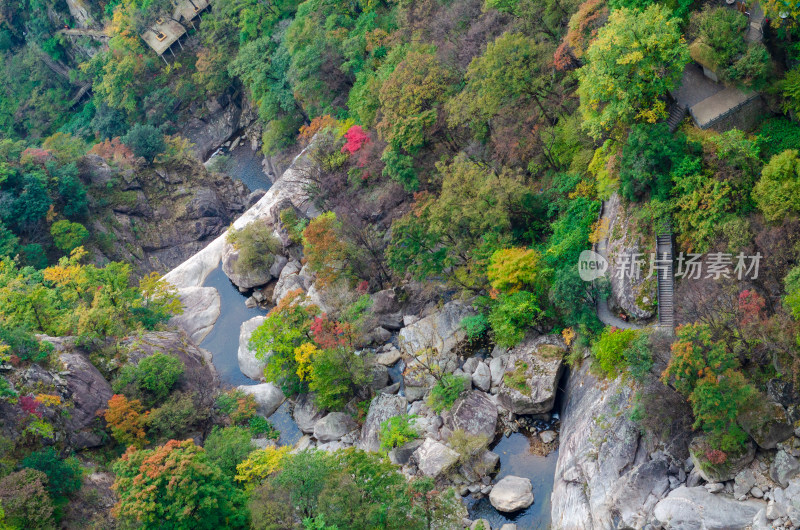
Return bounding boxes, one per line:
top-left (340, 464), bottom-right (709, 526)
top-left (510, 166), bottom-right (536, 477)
top-left (57, 171), bottom-right (88, 219)
top-left (308, 347), bottom-right (371, 411)
top-left (619, 122), bottom-right (688, 201)
top-left (591, 326), bottom-right (637, 377)
top-left (50, 220), bottom-right (89, 253)
top-left (21, 448), bottom-right (83, 505)
top-left (2, 173), bottom-right (51, 232)
top-left (379, 415), bottom-right (419, 452)
top-left (488, 290), bottom-right (543, 347)
top-left (753, 149), bottom-right (800, 223)
top-left (112, 440), bottom-right (248, 530)
top-left (147, 391), bottom-right (210, 442)
top-left (226, 220), bottom-right (281, 279)
top-left (661, 323), bottom-right (754, 451)
top-left (0, 223), bottom-right (18, 259)
top-left (122, 124), bottom-right (166, 163)
top-left (112, 352), bottom-right (185, 407)
top-left (486, 247), bottom-right (543, 295)
top-left (386, 154), bottom-right (532, 290)
top-left (377, 48), bottom-right (453, 154)
top-left (91, 102), bottom-right (128, 140)
top-left (249, 290), bottom-right (319, 395)
top-left (577, 5), bottom-right (689, 139)
top-left (204, 426), bottom-right (255, 477)
top-left (447, 32), bottom-right (557, 137)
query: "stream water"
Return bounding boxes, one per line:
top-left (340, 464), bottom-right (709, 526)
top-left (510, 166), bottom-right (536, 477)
top-left (198, 143), bottom-right (302, 445)
top-left (466, 433), bottom-right (559, 528)
top-left (200, 265), bottom-right (302, 446)
top-left (208, 133), bottom-right (273, 193)
top-left (200, 140), bottom-right (561, 521)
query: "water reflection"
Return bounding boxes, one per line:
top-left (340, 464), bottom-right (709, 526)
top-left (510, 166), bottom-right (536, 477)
top-left (200, 265), bottom-right (302, 445)
top-left (466, 432), bottom-right (559, 529)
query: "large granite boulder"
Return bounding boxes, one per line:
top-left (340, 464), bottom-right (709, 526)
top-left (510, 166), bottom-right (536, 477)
top-left (222, 238), bottom-right (276, 290)
top-left (121, 331), bottom-right (218, 402)
top-left (238, 316), bottom-right (267, 380)
top-left (399, 301), bottom-right (473, 357)
top-left (399, 302), bottom-right (473, 401)
top-left (737, 400), bottom-right (794, 450)
top-left (653, 486), bottom-right (765, 529)
top-left (169, 286), bottom-right (220, 343)
top-left (689, 435), bottom-right (756, 483)
top-left (490, 476), bottom-right (534, 512)
top-left (293, 393), bottom-right (325, 434)
top-left (272, 260), bottom-right (307, 304)
top-left (497, 335), bottom-right (565, 415)
top-left (236, 383), bottom-right (284, 418)
top-left (776, 478), bottom-right (800, 527)
top-left (604, 193), bottom-right (657, 320)
top-left (359, 393), bottom-right (408, 452)
top-left (770, 449), bottom-right (800, 488)
top-left (471, 361), bottom-right (491, 392)
top-left (411, 438), bottom-right (460, 478)
top-left (445, 391), bottom-right (498, 442)
top-left (313, 412), bottom-right (358, 442)
top-left (58, 350), bottom-right (113, 449)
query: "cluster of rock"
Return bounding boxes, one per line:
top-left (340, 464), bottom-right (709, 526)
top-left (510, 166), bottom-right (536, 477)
top-left (551, 355), bottom-right (800, 529)
top-left (236, 299), bottom-right (568, 525)
top-left (81, 153), bottom-right (249, 276)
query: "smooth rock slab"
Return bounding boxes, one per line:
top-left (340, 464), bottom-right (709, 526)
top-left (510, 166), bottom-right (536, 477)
top-left (412, 438), bottom-right (460, 478)
top-left (738, 400), bottom-right (794, 450)
top-left (238, 316), bottom-right (267, 380)
top-left (653, 486), bottom-right (765, 529)
top-left (236, 383), bottom-right (284, 418)
top-left (490, 475), bottom-right (534, 513)
top-left (472, 362), bottom-right (491, 392)
top-left (169, 286), bottom-right (220, 343)
top-left (313, 412), bottom-right (358, 442)
top-left (770, 450), bottom-right (800, 488)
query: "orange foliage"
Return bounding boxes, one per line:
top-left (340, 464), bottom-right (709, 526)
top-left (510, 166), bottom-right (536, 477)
top-left (299, 115), bottom-right (338, 144)
top-left (104, 394), bottom-right (148, 448)
top-left (88, 138), bottom-right (135, 165)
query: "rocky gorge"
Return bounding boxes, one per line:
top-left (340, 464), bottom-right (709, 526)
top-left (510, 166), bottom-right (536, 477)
top-left (160, 143), bottom-right (800, 529)
top-left (8, 130), bottom-right (797, 529)
top-left (158, 144), bottom-right (571, 528)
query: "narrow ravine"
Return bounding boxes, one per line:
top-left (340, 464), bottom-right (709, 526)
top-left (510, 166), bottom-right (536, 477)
top-left (197, 150), bottom-right (302, 446)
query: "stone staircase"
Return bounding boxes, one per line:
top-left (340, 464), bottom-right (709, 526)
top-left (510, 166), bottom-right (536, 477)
top-left (745, 0), bottom-right (765, 43)
top-left (666, 103), bottom-right (687, 132)
top-left (656, 231), bottom-right (674, 331)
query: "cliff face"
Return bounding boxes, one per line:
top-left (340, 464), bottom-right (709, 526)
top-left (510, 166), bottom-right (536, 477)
top-left (80, 154), bottom-right (249, 276)
top-left (551, 358), bottom-right (694, 529)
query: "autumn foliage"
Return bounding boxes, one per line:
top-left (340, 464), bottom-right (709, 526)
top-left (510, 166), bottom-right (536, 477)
top-left (112, 439), bottom-right (247, 529)
top-left (341, 125), bottom-right (371, 154)
top-left (104, 394), bottom-right (148, 448)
